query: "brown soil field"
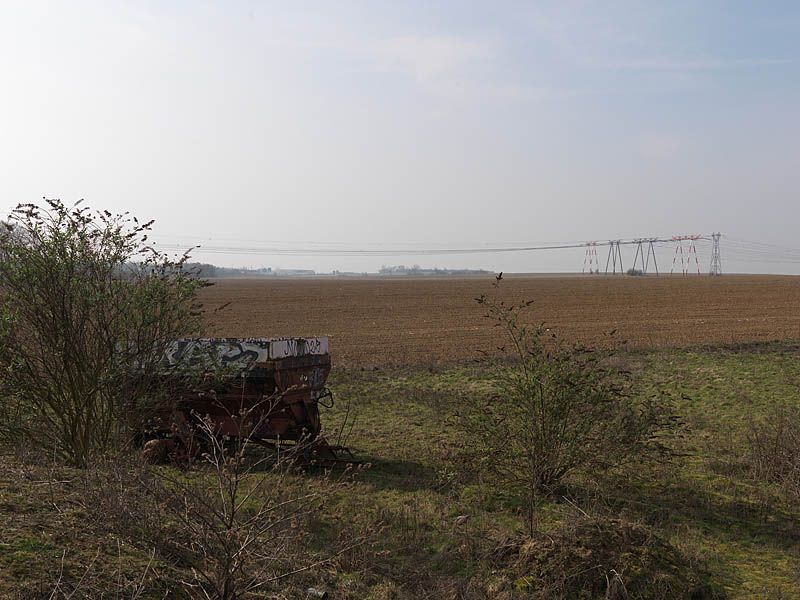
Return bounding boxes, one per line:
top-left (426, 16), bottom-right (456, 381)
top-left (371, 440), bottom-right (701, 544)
top-left (199, 275), bottom-right (800, 366)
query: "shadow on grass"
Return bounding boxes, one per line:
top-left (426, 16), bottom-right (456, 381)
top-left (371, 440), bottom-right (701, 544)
top-left (353, 455), bottom-right (442, 493)
top-left (238, 447), bottom-right (442, 495)
top-left (565, 473), bottom-right (800, 555)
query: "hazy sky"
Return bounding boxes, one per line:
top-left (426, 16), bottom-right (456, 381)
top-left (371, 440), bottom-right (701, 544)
top-left (1, 1), bottom-right (799, 273)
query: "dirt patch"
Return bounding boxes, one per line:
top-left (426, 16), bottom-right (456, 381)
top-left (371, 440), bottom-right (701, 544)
top-left (199, 275), bottom-right (800, 367)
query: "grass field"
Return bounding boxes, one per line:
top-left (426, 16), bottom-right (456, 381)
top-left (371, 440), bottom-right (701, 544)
top-left (324, 346), bottom-right (800, 597)
top-left (3, 276), bottom-right (800, 598)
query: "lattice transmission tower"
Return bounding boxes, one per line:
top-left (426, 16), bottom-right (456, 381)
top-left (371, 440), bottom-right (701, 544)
top-left (670, 235), bottom-right (701, 275)
top-left (583, 242), bottom-right (600, 274)
top-left (631, 238), bottom-right (659, 275)
top-left (709, 233), bottom-right (722, 276)
top-left (605, 240), bottom-right (624, 274)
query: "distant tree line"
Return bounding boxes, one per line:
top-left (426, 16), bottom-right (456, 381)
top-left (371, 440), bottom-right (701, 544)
top-left (379, 264), bottom-right (490, 276)
top-left (185, 263), bottom-right (275, 278)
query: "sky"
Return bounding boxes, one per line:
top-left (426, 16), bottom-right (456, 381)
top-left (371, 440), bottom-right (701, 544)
top-left (1, 1), bottom-right (799, 273)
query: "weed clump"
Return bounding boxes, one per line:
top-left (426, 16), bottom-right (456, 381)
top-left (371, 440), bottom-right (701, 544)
top-left (492, 516), bottom-right (724, 600)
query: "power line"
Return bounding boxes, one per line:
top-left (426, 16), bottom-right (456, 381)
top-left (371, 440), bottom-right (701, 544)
top-left (155, 240), bottom-right (590, 257)
top-left (153, 235), bottom-right (709, 258)
top-left (150, 233), bottom-right (800, 273)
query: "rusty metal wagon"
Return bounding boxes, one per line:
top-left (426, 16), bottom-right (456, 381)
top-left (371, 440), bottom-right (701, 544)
top-left (142, 337), bottom-right (351, 464)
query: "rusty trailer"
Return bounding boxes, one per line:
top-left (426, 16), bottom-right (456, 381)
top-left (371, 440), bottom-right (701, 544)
top-left (142, 337), bottom-right (351, 464)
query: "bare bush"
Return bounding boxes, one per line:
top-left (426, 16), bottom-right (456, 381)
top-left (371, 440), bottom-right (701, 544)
top-left (84, 402), bottom-right (366, 599)
top-left (747, 402), bottom-right (800, 500)
top-left (36, 549), bottom-right (157, 600)
top-left (0, 199), bottom-right (205, 466)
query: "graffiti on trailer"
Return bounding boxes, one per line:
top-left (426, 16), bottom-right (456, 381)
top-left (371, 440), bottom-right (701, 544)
top-left (273, 337), bottom-right (327, 358)
top-left (306, 338), bottom-right (325, 354)
top-left (162, 337), bottom-right (329, 370)
top-left (163, 339), bottom-right (266, 370)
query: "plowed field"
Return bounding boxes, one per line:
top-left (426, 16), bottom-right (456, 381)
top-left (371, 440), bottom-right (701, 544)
top-left (199, 275), bottom-right (800, 366)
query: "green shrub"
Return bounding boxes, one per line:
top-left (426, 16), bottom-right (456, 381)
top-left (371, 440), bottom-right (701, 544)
top-left (0, 199), bottom-right (205, 466)
top-left (464, 285), bottom-right (674, 533)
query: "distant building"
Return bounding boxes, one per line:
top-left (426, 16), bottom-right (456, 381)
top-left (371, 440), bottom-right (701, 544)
top-left (274, 268), bottom-right (316, 276)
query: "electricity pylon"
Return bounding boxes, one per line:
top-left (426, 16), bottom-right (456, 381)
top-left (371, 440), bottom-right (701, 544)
top-left (605, 240), bottom-right (624, 274)
top-left (583, 242), bottom-right (600, 274)
top-left (709, 233), bottom-right (722, 276)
